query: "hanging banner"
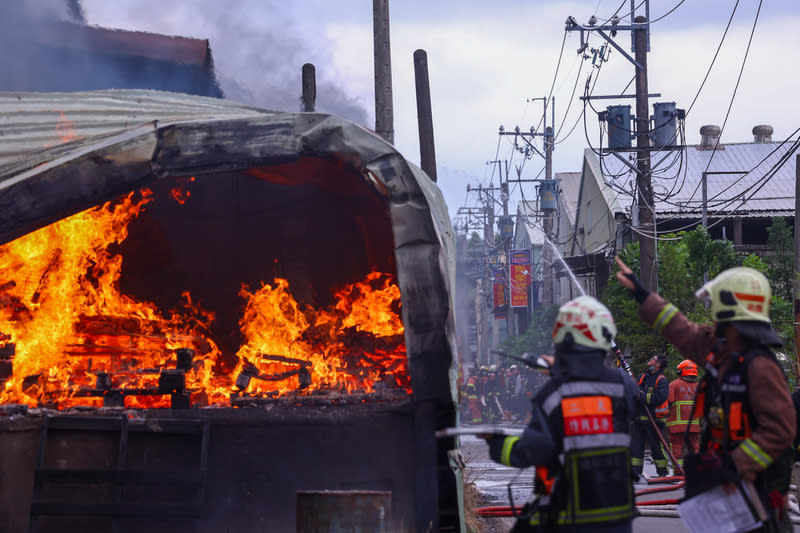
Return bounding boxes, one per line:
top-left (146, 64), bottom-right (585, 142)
top-left (492, 268), bottom-right (506, 317)
top-left (509, 249), bottom-right (531, 308)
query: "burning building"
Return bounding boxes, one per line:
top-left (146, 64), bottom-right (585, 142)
top-left (0, 90), bottom-right (460, 532)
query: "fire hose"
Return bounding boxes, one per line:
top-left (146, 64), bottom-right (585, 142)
top-left (474, 481), bottom-right (686, 517)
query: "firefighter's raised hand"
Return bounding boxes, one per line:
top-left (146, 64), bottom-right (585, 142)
top-left (614, 256), bottom-right (650, 303)
top-left (615, 257), bottom-right (635, 290)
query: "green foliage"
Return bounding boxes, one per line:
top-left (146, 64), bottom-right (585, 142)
top-left (603, 242), bottom-right (673, 375)
top-left (743, 219), bottom-right (795, 355)
top-left (742, 253), bottom-right (768, 273)
top-left (765, 217), bottom-right (794, 301)
top-left (499, 304), bottom-right (560, 358)
top-left (603, 226), bottom-right (738, 378)
top-left (682, 225), bottom-right (739, 286)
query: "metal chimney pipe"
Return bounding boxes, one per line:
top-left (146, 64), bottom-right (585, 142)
top-left (301, 63), bottom-right (316, 112)
top-left (373, 0), bottom-right (394, 144)
top-left (413, 49), bottom-right (437, 182)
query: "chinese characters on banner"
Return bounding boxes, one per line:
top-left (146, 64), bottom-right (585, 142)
top-left (492, 268), bottom-right (506, 318)
top-left (509, 249), bottom-right (531, 308)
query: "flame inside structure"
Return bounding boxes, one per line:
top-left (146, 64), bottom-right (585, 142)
top-left (0, 187), bottom-right (409, 409)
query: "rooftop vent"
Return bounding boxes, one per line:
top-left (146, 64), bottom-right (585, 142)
top-left (698, 124), bottom-right (722, 150)
top-left (752, 124), bottom-right (773, 143)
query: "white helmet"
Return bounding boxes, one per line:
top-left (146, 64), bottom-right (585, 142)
top-left (552, 296), bottom-right (616, 351)
top-left (695, 267), bottom-right (771, 324)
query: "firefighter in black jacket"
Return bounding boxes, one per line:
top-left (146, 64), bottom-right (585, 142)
top-left (483, 296), bottom-right (639, 533)
top-left (631, 354), bottom-right (671, 478)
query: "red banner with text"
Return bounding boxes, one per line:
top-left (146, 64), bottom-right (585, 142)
top-left (509, 249), bottom-right (530, 308)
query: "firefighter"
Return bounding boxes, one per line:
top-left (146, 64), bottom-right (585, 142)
top-left (485, 365), bottom-right (504, 422)
top-left (464, 367), bottom-right (482, 423)
top-left (666, 359), bottom-right (701, 467)
top-left (616, 258), bottom-right (795, 532)
top-left (482, 296), bottom-right (639, 532)
top-left (630, 354), bottom-right (670, 478)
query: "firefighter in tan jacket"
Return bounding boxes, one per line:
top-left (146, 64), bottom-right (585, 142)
top-left (615, 258), bottom-right (795, 532)
top-left (666, 359), bottom-right (701, 467)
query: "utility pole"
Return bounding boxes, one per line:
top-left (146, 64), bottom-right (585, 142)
top-left (373, 0), bottom-right (394, 144)
top-left (486, 161), bottom-right (513, 337)
top-left (542, 125), bottom-right (556, 307)
top-left (633, 15), bottom-right (656, 292)
top-left (566, 2), bottom-right (659, 292)
top-left (794, 154), bottom-right (800, 379)
top-left (460, 184), bottom-right (503, 364)
top-left (499, 98), bottom-right (557, 307)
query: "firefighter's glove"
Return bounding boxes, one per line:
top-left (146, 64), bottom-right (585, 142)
top-left (622, 271), bottom-right (650, 303)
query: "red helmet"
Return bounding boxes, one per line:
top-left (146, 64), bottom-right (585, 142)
top-left (676, 359), bottom-right (698, 377)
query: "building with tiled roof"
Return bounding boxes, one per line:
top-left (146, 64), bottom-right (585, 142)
top-left (564, 124), bottom-right (797, 295)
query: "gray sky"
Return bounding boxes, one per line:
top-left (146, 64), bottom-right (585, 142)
top-left (80, 0), bottom-right (800, 228)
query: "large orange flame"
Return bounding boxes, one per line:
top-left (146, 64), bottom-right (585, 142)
top-left (0, 187), bottom-right (409, 409)
top-left (234, 272), bottom-right (408, 396)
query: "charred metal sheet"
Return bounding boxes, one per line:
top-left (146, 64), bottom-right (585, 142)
top-left (0, 124), bottom-right (158, 244)
top-left (154, 118), bottom-right (301, 175)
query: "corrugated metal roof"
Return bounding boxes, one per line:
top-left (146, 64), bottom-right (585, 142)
top-left (0, 90), bottom-right (266, 168)
top-left (595, 140), bottom-right (797, 218)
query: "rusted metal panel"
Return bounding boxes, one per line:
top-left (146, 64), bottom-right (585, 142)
top-left (296, 490), bottom-right (391, 532)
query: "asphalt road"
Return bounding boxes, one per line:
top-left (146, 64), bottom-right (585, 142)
top-left (459, 432), bottom-right (800, 533)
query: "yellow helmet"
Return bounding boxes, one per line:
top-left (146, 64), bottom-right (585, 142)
top-left (552, 296), bottom-right (616, 351)
top-left (695, 267), bottom-right (771, 324)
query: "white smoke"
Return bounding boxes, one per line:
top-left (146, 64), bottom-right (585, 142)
top-left (79, 0), bottom-right (370, 126)
top-left (3, 0), bottom-right (84, 23)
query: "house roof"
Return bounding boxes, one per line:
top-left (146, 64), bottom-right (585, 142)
top-left (515, 200), bottom-right (546, 246)
top-left (0, 17), bottom-right (223, 97)
top-left (7, 18), bottom-right (213, 66)
top-left (555, 171), bottom-right (581, 227)
top-left (592, 139), bottom-right (797, 219)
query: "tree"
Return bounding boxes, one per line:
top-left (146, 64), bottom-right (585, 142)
top-left (604, 226), bottom-right (738, 377)
top-left (743, 233), bottom-right (796, 367)
top-left (498, 304), bottom-right (560, 360)
top-left (765, 216), bottom-right (793, 302)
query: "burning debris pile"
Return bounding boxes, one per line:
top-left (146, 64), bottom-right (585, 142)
top-left (0, 186), bottom-right (410, 410)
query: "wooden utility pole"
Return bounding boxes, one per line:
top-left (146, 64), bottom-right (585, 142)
top-left (633, 16), bottom-right (656, 292)
top-left (373, 0), bottom-right (394, 144)
top-left (794, 154), bottom-right (800, 378)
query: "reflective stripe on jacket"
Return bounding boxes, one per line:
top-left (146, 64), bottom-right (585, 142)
top-left (666, 378), bottom-right (700, 432)
top-left (529, 372), bottom-right (634, 527)
top-left (638, 372), bottom-right (669, 420)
